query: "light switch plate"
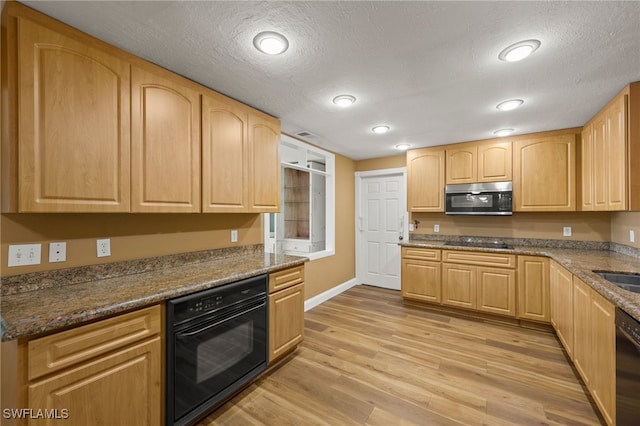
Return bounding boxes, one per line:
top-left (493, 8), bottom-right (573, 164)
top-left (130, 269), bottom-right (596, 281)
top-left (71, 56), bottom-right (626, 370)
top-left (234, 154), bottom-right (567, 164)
top-left (631, 230), bottom-right (636, 243)
top-left (434, 224), bottom-right (440, 233)
top-left (49, 242), bottom-right (67, 263)
top-left (231, 230), bottom-right (238, 242)
top-left (8, 244), bottom-right (42, 267)
top-left (563, 226), bottom-right (572, 237)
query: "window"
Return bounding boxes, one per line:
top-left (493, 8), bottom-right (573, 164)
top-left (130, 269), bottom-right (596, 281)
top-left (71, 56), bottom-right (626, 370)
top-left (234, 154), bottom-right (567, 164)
top-left (264, 134), bottom-right (335, 260)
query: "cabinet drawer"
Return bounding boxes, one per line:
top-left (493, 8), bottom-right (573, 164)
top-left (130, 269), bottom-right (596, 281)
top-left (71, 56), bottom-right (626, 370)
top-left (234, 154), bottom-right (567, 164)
top-left (269, 265), bottom-right (305, 293)
top-left (28, 305), bottom-right (161, 380)
top-left (443, 250), bottom-right (516, 268)
top-left (401, 247), bottom-right (442, 261)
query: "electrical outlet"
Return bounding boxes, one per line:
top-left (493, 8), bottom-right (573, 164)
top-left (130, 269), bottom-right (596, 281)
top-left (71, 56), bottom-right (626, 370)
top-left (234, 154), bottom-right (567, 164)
top-left (563, 226), bottom-right (572, 237)
top-left (49, 242), bottom-right (67, 263)
top-left (96, 239), bottom-right (111, 257)
top-left (8, 244), bottom-right (42, 267)
top-left (409, 223), bottom-right (415, 231)
top-left (231, 230), bottom-right (238, 243)
top-left (631, 230), bottom-right (636, 243)
top-left (434, 224), bottom-right (440, 233)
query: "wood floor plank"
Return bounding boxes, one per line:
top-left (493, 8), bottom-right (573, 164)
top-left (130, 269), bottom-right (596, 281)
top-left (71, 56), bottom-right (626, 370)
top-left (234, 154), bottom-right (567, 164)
top-left (197, 285), bottom-right (602, 426)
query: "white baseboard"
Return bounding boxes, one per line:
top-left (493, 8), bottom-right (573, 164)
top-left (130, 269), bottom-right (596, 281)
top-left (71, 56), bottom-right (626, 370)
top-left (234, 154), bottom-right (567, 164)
top-left (304, 278), bottom-right (359, 312)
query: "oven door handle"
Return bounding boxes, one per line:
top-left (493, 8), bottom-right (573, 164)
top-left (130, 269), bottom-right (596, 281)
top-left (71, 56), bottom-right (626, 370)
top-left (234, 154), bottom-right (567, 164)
top-left (176, 301), bottom-right (265, 339)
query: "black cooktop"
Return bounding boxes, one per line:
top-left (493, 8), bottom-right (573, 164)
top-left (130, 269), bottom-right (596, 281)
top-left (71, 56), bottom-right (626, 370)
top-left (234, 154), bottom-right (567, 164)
top-left (444, 240), bottom-right (511, 249)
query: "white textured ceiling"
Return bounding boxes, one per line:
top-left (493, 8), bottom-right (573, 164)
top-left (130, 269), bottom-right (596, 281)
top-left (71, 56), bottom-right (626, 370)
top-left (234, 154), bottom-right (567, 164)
top-left (21, 1), bottom-right (640, 160)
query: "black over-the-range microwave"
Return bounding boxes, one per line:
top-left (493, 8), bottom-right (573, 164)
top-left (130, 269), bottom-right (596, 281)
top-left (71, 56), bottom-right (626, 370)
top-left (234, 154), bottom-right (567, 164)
top-left (444, 181), bottom-right (513, 215)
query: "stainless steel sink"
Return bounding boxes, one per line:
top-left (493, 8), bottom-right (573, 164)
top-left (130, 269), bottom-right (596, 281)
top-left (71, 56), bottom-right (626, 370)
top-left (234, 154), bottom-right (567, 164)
top-left (593, 271), bottom-right (640, 294)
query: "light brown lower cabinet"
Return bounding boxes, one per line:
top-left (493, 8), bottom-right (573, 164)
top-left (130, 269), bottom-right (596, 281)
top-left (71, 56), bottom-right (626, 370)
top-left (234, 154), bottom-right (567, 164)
top-left (573, 276), bottom-right (616, 426)
top-left (441, 250), bottom-right (516, 317)
top-left (268, 266), bottom-right (305, 363)
top-left (550, 260), bottom-right (574, 357)
top-left (401, 247), bottom-right (442, 303)
top-left (517, 256), bottom-right (550, 322)
top-left (1, 305), bottom-right (162, 426)
top-left (550, 264), bottom-right (615, 426)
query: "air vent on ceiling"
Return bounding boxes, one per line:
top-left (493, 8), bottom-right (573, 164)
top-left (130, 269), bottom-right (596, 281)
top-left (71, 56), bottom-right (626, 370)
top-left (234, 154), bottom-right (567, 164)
top-left (295, 130), bottom-right (316, 138)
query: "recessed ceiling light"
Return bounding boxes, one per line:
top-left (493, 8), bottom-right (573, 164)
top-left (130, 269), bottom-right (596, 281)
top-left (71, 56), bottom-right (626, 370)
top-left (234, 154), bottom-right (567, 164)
top-left (253, 31), bottom-right (289, 55)
top-left (494, 128), bottom-right (515, 137)
top-left (372, 125), bottom-right (390, 134)
top-left (395, 143), bottom-right (411, 151)
top-left (498, 39), bottom-right (541, 62)
top-left (496, 99), bottom-right (524, 111)
top-left (333, 95), bottom-right (356, 107)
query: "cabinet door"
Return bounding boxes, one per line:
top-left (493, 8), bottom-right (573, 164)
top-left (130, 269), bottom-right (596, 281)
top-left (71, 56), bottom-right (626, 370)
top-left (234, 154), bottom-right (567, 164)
top-left (476, 267), bottom-right (516, 317)
top-left (407, 148), bottom-right (445, 212)
top-left (590, 291), bottom-right (615, 426)
top-left (446, 144), bottom-right (476, 184)
top-left (202, 93), bottom-right (249, 212)
top-left (401, 259), bottom-right (441, 303)
top-left (517, 256), bottom-right (550, 322)
top-left (606, 94), bottom-right (628, 211)
top-left (17, 18), bottom-right (130, 212)
top-left (593, 116), bottom-right (608, 210)
top-left (269, 283), bottom-right (304, 363)
top-left (549, 262), bottom-right (574, 358)
top-left (29, 337), bottom-right (161, 426)
top-left (442, 263), bottom-right (476, 309)
top-left (477, 141), bottom-right (512, 182)
top-left (249, 114), bottom-right (281, 212)
top-left (131, 66), bottom-right (200, 212)
top-left (513, 134), bottom-right (576, 211)
top-left (580, 124), bottom-right (594, 211)
top-left (572, 277), bottom-right (592, 386)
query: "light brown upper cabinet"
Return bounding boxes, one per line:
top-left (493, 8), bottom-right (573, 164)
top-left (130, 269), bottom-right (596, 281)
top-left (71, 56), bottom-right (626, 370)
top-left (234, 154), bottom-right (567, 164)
top-left (248, 114), bottom-right (281, 212)
top-left (202, 95), bottom-right (281, 213)
top-left (131, 66), bottom-right (201, 212)
top-left (202, 92), bottom-right (250, 213)
top-left (446, 143), bottom-right (476, 184)
top-left (407, 147), bottom-right (445, 212)
top-left (446, 140), bottom-right (512, 184)
top-left (513, 131), bottom-right (577, 211)
top-left (580, 82), bottom-right (640, 211)
top-left (582, 94), bottom-right (623, 211)
top-left (9, 16), bottom-right (131, 212)
top-left (2, 3), bottom-right (283, 214)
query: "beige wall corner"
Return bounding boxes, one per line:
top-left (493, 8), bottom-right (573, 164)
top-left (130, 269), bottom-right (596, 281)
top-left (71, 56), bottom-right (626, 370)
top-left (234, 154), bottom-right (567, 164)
top-left (611, 211), bottom-right (640, 248)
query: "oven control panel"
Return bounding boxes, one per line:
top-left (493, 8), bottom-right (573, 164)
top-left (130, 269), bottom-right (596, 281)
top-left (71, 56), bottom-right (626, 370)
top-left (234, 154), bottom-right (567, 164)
top-left (188, 295), bottom-right (224, 313)
top-left (169, 274), bottom-right (268, 325)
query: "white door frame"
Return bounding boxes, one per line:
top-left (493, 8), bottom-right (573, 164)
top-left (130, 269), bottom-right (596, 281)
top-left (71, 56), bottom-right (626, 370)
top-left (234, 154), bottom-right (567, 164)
top-left (355, 167), bottom-right (409, 287)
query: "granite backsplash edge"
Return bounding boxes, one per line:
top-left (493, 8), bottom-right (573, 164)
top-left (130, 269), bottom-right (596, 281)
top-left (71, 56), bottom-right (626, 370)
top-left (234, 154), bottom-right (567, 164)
top-left (1, 244), bottom-right (265, 296)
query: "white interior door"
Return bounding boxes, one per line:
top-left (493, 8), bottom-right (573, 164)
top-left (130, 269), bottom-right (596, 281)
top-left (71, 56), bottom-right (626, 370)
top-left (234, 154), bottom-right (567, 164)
top-left (357, 171), bottom-right (407, 290)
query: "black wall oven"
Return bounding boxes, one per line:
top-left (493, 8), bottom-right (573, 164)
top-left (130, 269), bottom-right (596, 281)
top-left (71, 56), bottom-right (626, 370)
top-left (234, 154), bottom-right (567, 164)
top-left (166, 275), bottom-right (268, 426)
top-left (445, 181), bottom-right (513, 215)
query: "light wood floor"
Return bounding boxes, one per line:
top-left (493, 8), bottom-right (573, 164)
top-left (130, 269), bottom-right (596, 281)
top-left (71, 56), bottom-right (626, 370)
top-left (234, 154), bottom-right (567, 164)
top-left (199, 285), bottom-right (603, 425)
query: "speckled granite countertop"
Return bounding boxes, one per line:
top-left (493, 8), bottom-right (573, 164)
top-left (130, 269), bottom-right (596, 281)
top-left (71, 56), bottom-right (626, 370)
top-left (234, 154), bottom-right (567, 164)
top-left (0, 245), bottom-right (306, 341)
top-left (401, 237), bottom-right (640, 323)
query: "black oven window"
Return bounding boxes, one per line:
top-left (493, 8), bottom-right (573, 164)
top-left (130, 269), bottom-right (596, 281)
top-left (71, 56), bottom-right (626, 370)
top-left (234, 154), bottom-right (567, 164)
top-left (196, 322), bottom-right (254, 383)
